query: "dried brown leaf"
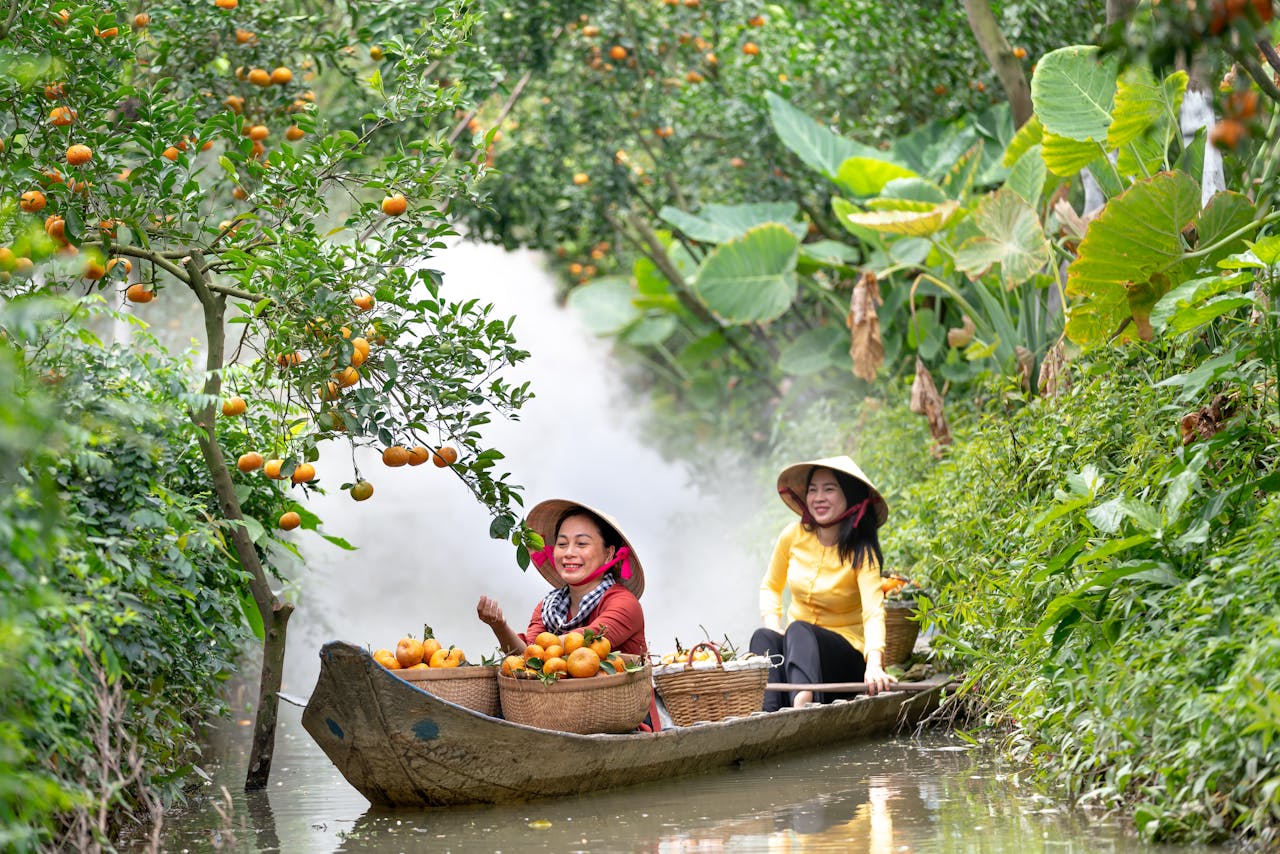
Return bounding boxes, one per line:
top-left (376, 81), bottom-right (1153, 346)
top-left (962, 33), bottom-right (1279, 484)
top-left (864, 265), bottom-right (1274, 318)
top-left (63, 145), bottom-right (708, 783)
top-left (910, 356), bottom-right (953, 445)
top-left (847, 271), bottom-right (884, 382)
top-left (947, 314), bottom-right (975, 348)
top-left (1037, 339), bottom-right (1072, 398)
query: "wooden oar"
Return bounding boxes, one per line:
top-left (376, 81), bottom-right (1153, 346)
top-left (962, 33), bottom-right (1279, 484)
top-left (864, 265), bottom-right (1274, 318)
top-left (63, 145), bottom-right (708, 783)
top-left (764, 679), bottom-right (950, 694)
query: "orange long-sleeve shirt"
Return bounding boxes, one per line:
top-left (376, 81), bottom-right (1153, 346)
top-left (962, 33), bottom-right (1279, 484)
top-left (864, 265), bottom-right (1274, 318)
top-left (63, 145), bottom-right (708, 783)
top-left (758, 520), bottom-right (886, 655)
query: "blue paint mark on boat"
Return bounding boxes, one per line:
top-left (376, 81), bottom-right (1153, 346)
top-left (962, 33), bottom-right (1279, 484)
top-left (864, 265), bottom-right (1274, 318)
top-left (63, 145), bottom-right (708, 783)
top-left (412, 719), bottom-right (439, 741)
top-left (327, 718), bottom-right (344, 740)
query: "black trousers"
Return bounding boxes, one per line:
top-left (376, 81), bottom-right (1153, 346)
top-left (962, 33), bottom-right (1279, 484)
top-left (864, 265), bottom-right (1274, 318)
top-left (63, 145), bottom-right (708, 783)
top-left (750, 622), bottom-right (867, 712)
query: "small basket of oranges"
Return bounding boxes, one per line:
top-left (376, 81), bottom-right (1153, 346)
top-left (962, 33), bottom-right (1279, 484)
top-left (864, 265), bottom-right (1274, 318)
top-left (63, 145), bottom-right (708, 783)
top-left (652, 641), bottom-right (771, 727)
top-left (496, 628), bottom-right (652, 734)
top-left (372, 628), bottom-right (499, 718)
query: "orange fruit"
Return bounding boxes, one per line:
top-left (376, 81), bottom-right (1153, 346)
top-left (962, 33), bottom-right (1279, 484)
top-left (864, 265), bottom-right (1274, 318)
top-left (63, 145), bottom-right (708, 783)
top-left (248, 68), bottom-right (271, 87)
top-left (20, 190), bottom-right (47, 212)
top-left (406, 446), bottom-right (430, 466)
top-left (432, 445), bottom-right (458, 467)
top-left (95, 26), bottom-right (119, 37)
top-left (353, 292), bottom-right (375, 311)
top-left (44, 82), bottom-right (64, 99)
top-left (105, 258), bottom-right (131, 276)
top-left (380, 193), bottom-right (407, 216)
top-left (395, 636), bottom-right (425, 668)
top-left (1012, 46), bottom-right (1028, 59)
top-left (501, 655), bottom-right (525, 676)
top-left (125, 283), bottom-right (154, 303)
top-left (608, 45), bottom-right (627, 60)
top-left (285, 125), bottom-right (304, 141)
top-left (572, 172), bottom-right (589, 185)
top-left (369, 45), bottom-right (384, 60)
top-left (748, 14), bottom-right (765, 25)
top-left (422, 637), bottom-right (443, 660)
top-left (133, 12), bottom-right (150, 27)
top-left (276, 351), bottom-right (302, 368)
top-left (162, 146), bottom-right (180, 161)
top-left (44, 215), bottom-right (66, 242)
top-left (221, 396), bottom-right (247, 416)
top-left (237, 452), bottom-right (264, 473)
top-left (82, 258), bottom-right (106, 280)
top-left (49, 106), bottom-right (75, 126)
top-left (271, 66), bottom-right (293, 85)
top-left (290, 462), bottom-right (316, 484)
top-left (534, 631), bottom-right (560, 649)
top-left (224, 95), bottom-right (245, 113)
top-left (235, 28), bottom-right (254, 43)
top-left (543, 656), bottom-right (568, 676)
top-left (232, 186), bottom-right (248, 200)
top-left (215, 0), bottom-right (237, 8)
top-left (381, 445), bottom-right (410, 467)
top-left (588, 635), bottom-right (611, 659)
top-left (279, 511), bottom-right (301, 531)
top-left (1210, 119), bottom-right (1245, 151)
top-left (373, 648), bottom-right (400, 669)
top-left (349, 480), bottom-right (374, 501)
top-left (543, 644), bottom-right (564, 661)
top-left (65, 144), bottom-right (92, 165)
top-left (742, 41), bottom-right (760, 56)
top-left (685, 70), bottom-right (704, 83)
top-left (335, 366), bottom-right (360, 388)
top-left (429, 647), bottom-right (465, 668)
top-left (248, 124), bottom-right (269, 141)
top-left (562, 631), bottom-right (585, 654)
top-left (263, 459), bottom-right (285, 479)
top-left (566, 647), bottom-right (601, 678)
top-left (522, 643), bottom-right (546, 661)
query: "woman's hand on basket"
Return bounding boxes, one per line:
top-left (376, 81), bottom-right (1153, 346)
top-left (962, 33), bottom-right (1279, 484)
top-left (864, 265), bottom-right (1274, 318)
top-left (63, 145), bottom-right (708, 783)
top-left (476, 595), bottom-right (505, 627)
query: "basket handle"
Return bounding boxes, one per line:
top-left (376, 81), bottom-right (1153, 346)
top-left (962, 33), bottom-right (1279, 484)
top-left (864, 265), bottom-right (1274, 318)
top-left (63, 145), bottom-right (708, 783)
top-left (687, 641), bottom-right (724, 669)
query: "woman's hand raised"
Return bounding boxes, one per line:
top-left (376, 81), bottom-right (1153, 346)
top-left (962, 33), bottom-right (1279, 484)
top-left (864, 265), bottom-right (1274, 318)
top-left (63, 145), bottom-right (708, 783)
top-left (476, 595), bottom-right (505, 627)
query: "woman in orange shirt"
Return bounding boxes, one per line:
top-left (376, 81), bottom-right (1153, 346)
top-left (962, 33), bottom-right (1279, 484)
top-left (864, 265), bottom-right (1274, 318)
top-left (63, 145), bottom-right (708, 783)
top-left (476, 498), bottom-right (648, 658)
top-left (751, 456), bottom-right (897, 711)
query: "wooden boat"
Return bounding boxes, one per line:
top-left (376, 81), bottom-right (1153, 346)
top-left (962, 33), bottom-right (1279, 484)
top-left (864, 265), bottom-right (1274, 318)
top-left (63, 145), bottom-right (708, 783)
top-left (301, 640), bottom-right (951, 808)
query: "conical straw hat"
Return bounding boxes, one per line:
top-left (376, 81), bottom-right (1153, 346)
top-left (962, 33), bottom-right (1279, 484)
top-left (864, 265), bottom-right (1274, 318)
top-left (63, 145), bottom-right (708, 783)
top-left (776, 456), bottom-right (888, 527)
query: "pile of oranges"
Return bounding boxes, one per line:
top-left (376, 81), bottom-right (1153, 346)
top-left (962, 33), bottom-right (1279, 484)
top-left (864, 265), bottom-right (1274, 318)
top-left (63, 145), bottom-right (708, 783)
top-left (373, 633), bottom-right (466, 670)
top-left (501, 628), bottom-right (629, 682)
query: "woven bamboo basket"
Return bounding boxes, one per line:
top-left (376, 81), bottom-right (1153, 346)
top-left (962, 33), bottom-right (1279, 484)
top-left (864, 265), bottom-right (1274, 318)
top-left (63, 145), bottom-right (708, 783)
top-left (395, 665), bottom-right (500, 717)
top-left (496, 655), bottom-right (651, 734)
top-left (653, 643), bottom-right (767, 727)
top-left (883, 602), bottom-right (921, 667)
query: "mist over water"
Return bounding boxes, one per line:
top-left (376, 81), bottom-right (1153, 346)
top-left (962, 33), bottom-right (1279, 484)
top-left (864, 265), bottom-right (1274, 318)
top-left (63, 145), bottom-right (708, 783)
top-left (283, 239), bottom-right (766, 693)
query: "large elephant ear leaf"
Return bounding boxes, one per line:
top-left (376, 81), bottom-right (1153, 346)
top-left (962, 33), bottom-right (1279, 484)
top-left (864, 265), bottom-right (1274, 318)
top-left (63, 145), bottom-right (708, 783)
top-left (1032, 45), bottom-right (1120, 142)
top-left (566, 277), bottom-right (640, 335)
top-left (834, 157), bottom-right (919, 198)
top-left (1190, 191), bottom-right (1256, 272)
top-left (1002, 115), bottom-right (1044, 167)
top-left (839, 199), bottom-right (962, 237)
top-left (1107, 67), bottom-right (1187, 150)
top-left (693, 223), bottom-right (800, 324)
top-left (766, 91), bottom-right (879, 178)
top-left (954, 189), bottom-right (1053, 289)
top-left (659, 202), bottom-right (804, 244)
top-left (1065, 171), bottom-right (1201, 346)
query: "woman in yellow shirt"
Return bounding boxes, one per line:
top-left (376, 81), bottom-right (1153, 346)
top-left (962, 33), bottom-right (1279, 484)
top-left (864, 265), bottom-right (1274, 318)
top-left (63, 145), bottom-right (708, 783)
top-left (751, 456), bottom-right (897, 710)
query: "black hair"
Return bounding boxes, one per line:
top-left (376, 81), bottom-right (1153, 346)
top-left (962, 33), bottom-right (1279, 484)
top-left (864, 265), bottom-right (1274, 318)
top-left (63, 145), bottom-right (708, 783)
top-left (805, 467), bottom-right (883, 570)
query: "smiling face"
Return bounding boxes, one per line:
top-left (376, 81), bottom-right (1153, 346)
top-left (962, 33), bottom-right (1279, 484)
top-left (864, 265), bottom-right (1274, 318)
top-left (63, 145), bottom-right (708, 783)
top-left (554, 512), bottom-right (616, 589)
top-left (805, 467), bottom-right (849, 526)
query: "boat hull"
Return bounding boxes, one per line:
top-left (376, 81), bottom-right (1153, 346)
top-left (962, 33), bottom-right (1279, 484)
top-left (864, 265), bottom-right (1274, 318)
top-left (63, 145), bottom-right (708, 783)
top-left (302, 641), bottom-right (947, 807)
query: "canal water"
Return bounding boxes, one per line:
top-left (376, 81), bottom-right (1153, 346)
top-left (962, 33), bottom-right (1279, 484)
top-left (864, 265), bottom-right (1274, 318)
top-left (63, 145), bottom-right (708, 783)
top-left (138, 241), bottom-right (1232, 852)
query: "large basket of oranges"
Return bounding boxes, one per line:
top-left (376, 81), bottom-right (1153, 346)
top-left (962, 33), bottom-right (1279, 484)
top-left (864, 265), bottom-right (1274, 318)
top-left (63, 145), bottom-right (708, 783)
top-left (652, 642), bottom-right (768, 727)
top-left (880, 574), bottom-right (923, 667)
top-left (496, 629), bottom-right (652, 734)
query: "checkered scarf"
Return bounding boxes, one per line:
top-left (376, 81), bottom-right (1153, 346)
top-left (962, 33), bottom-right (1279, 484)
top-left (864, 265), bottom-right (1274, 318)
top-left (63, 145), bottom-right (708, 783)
top-left (540, 575), bottom-right (616, 634)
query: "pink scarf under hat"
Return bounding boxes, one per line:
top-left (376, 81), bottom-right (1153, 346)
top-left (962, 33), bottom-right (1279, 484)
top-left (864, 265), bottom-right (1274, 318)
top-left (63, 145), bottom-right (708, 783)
top-left (530, 544), bottom-right (634, 586)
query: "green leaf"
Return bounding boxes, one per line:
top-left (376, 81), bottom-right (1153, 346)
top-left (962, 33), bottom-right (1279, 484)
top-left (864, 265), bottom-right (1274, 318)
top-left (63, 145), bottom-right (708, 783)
top-left (659, 202), bottom-right (804, 244)
top-left (1002, 115), bottom-right (1044, 168)
top-left (833, 157), bottom-right (919, 198)
top-left (693, 224), bottom-right (799, 324)
top-left (1031, 45), bottom-right (1120, 142)
top-left (1107, 67), bottom-right (1186, 149)
top-left (1042, 133), bottom-right (1103, 177)
top-left (879, 177), bottom-right (947, 204)
top-left (1065, 172), bottom-right (1201, 346)
top-left (778, 326), bottom-right (846, 375)
top-left (953, 190), bottom-right (1053, 289)
top-left (1249, 234), bottom-right (1280, 264)
top-left (240, 585), bottom-right (265, 641)
top-left (620, 315), bottom-right (678, 346)
top-left (1193, 191), bottom-right (1256, 270)
top-left (1005, 144), bottom-right (1046, 208)
top-left (798, 240), bottom-right (860, 269)
top-left (840, 201), bottom-right (961, 237)
top-left (1149, 271), bottom-right (1252, 332)
top-left (766, 91), bottom-right (879, 178)
top-left (565, 277), bottom-right (638, 335)
top-left (1165, 294), bottom-right (1255, 334)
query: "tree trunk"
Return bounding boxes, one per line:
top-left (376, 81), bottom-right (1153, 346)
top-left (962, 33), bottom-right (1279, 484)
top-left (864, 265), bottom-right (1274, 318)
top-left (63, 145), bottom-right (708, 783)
top-left (962, 0), bottom-right (1033, 127)
top-left (184, 252), bottom-right (294, 790)
top-left (1106, 0), bottom-right (1139, 26)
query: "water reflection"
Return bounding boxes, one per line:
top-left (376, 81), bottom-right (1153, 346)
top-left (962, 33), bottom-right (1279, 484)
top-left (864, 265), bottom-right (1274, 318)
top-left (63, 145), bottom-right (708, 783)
top-left (141, 703), bottom-right (1227, 853)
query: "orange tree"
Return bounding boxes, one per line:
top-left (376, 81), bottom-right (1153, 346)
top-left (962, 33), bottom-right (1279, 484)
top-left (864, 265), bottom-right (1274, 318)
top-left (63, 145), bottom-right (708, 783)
top-left (1, 0), bottom-right (534, 790)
